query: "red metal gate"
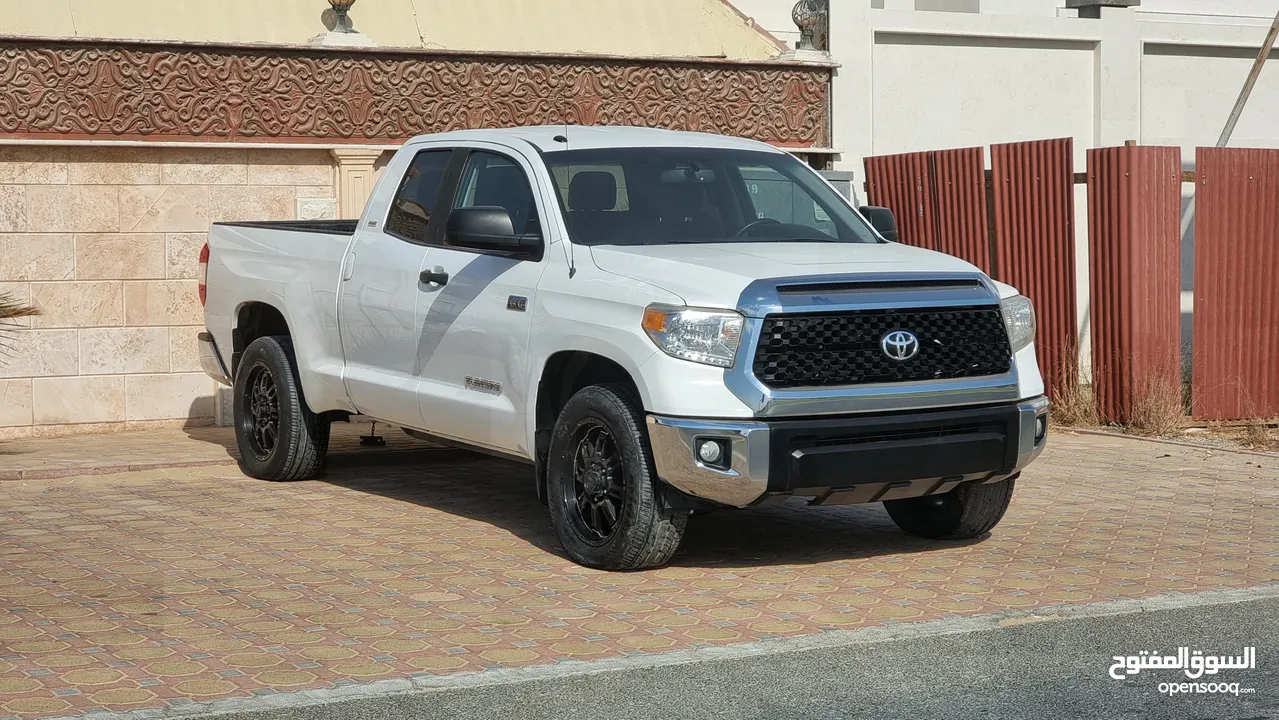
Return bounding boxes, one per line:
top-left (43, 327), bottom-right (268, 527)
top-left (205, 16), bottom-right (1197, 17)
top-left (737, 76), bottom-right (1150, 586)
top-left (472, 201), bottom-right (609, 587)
top-left (990, 138), bottom-right (1078, 400)
top-left (1086, 146), bottom-right (1182, 424)
top-left (864, 147), bottom-right (991, 272)
top-left (1192, 148), bottom-right (1279, 420)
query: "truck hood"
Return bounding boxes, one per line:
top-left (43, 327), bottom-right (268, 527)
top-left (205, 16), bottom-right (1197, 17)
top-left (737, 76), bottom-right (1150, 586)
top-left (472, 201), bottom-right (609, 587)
top-left (589, 242), bottom-right (988, 311)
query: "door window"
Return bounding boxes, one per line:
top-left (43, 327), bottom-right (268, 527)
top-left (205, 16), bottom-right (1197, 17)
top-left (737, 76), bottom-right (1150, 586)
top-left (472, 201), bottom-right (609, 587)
top-left (452, 152), bottom-right (539, 237)
top-left (385, 150), bottom-right (452, 244)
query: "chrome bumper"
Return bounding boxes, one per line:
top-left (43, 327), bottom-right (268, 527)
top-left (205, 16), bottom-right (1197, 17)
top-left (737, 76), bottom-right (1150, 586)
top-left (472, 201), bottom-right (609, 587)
top-left (1013, 395), bottom-right (1051, 473)
top-left (646, 416), bottom-right (772, 508)
top-left (646, 396), bottom-right (1050, 508)
top-left (198, 331), bottom-right (232, 386)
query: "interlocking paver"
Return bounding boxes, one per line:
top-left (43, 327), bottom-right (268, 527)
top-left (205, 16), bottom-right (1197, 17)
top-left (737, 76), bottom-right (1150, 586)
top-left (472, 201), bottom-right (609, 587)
top-left (0, 422), bottom-right (427, 480)
top-left (0, 433), bottom-right (1275, 718)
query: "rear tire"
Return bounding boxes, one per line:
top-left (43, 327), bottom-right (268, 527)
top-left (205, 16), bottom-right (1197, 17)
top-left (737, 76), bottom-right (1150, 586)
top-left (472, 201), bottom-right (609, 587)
top-left (233, 336), bottom-right (330, 481)
top-left (883, 478), bottom-right (1016, 540)
top-left (547, 384), bottom-right (687, 570)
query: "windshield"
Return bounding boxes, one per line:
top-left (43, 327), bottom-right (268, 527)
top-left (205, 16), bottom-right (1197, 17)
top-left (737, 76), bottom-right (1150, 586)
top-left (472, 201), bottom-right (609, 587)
top-left (543, 147), bottom-right (881, 246)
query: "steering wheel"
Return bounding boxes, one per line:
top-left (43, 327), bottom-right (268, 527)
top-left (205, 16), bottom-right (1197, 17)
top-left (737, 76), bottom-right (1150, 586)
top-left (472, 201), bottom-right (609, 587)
top-left (736, 217), bottom-right (781, 237)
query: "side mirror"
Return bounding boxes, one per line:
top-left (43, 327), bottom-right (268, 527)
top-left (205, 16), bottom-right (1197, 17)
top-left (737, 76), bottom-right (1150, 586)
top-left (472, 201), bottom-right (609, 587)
top-left (445, 207), bottom-right (541, 254)
top-left (859, 206), bottom-right (899, 242)
top-left (445, 207), bottom-right (539, 254)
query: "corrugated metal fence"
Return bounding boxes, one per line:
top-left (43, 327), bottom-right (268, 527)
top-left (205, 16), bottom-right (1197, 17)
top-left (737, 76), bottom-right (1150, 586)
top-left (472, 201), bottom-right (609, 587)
top-left (1192, 148), bottom-right (1279, 420)
top-left (863, 151), bottom-right (937, 253)
top-left (864, 147), bottom-right (990, 273)
top-left (989, 138), bottom-right (1078, 400)
top-left (1086, 146), bottom-right (1182, 424)
top-left (932, 148), bottom-right (993, 275)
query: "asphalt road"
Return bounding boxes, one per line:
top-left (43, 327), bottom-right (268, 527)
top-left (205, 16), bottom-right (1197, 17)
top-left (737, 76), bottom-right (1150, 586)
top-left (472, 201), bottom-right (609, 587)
top-left (216, 597), bottom-right (1276, 720)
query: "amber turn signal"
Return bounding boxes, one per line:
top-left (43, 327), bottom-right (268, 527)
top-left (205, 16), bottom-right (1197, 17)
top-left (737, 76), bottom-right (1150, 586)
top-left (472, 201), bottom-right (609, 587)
top-left (641, 308), bottom-right (668, 332)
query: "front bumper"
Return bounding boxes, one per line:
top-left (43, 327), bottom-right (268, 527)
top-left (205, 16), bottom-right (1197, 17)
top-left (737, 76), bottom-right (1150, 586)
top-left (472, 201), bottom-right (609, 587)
top-left (647, 397), bottom-right (1049, 508)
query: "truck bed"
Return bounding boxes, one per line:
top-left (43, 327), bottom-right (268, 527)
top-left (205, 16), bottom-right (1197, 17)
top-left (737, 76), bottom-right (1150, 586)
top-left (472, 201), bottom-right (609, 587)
top-left (204, 218), bottom-right (360, 416)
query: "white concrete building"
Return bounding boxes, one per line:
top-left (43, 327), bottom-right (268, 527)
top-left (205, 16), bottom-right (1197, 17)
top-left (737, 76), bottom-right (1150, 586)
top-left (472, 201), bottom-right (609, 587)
top-left (733, 0), bottom-right (1279, 170)
top-left (732, 0), bottom-right (1279, 378)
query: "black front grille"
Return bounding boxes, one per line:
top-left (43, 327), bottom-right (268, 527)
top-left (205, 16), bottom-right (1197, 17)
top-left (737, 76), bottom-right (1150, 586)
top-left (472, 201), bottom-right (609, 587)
top-left (752, 306), bottom-right (1012, 389)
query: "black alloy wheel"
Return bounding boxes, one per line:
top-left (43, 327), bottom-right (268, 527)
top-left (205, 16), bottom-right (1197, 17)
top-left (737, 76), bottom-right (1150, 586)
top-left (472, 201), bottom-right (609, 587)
top-left (568, 420), bottom-right (625, 541)
top-left (242, 362), bottom-right (280, 460)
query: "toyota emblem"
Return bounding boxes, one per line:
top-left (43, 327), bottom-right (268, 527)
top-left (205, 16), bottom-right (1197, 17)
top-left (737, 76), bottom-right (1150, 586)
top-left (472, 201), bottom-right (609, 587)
top-left (881, 330), bottom-right (920, 361)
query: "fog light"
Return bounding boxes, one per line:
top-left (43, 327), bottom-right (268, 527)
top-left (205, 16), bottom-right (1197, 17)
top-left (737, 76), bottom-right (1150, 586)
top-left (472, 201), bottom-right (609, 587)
top-left (1035, 416), bottom-right (1047, 443)
top-left (698, 440), bottom-right (723, 464)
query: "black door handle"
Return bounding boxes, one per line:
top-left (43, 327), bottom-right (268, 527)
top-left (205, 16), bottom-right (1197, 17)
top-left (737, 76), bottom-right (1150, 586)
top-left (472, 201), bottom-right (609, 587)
top-left (420, 269), bottom-right (449, 286)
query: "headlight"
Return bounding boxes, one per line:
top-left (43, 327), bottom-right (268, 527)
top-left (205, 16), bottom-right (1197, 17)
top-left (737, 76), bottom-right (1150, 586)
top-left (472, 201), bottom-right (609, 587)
top-left (1001, 295), bottom-right (1036, 352)
top-left (642, 305), bottom-right (744, 368)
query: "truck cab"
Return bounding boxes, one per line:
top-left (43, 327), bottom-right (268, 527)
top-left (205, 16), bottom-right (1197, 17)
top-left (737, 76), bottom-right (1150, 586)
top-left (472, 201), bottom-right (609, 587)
top-left (199, 126), bottom-right (1048, 571)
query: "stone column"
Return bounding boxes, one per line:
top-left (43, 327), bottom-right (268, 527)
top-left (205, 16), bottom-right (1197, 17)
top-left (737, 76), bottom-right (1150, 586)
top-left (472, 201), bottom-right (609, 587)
top-left (1093, 6), bottom-right (1142, 147)
top-left (330, 148), bottom-right (385, 220)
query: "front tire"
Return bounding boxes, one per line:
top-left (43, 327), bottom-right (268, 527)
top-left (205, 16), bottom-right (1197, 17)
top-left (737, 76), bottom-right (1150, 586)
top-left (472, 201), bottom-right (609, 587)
top-left (883, 477), bottom-right (1016, 540)
top-left (233, 336), bottom-right (330, 481)
top-left (547, 384), bottom-right (687, 570)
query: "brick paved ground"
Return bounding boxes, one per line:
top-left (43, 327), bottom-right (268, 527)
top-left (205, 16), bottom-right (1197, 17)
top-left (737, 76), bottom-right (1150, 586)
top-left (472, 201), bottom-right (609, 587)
top-left (0, 423), bottom-right (427, 481)
top-left (0, 432), bottom-right (1275, 719)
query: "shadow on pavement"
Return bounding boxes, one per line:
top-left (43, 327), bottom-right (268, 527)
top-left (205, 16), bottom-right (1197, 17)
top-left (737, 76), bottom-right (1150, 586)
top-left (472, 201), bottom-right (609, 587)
top-left (310, 447), bottom-right (979, 569)
top-left (181, 425), bottom-right (239, 458)
top-left (180, 419), bottom-right (436, 464)
top-left (315, 448), bottom-right (565, 556)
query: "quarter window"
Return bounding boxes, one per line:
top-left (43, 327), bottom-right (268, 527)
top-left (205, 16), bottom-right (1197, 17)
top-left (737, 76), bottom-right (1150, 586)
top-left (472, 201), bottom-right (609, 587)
top-left (385, 150), bottom-right (452, 244)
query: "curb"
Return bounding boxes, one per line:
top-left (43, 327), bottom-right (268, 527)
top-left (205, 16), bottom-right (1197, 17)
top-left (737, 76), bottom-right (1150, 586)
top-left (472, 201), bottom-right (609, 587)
top-left (41, 584), bottom-right (1279, 720)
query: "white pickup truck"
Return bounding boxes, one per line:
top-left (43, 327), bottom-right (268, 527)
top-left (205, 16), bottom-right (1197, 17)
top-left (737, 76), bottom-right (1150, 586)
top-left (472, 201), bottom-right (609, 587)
top-left (199, 126), bottom-right (1047, 570)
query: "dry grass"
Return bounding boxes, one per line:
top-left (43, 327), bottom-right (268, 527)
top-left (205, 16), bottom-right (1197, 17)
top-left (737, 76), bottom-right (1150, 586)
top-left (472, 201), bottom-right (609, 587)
top-left (1049, 350), bottom-right (1098, 428)
top-left (1051, 382), bottom-right (1098, 427)
top-left (1241, 421), bottom-right (1278, 451)
top-left (1126, 377), bottom-right (1186, 437)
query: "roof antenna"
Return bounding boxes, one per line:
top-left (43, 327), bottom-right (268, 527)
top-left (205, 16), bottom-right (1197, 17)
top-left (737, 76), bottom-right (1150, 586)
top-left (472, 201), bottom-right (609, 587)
top-left (554, 99), bottom-right (571, 148)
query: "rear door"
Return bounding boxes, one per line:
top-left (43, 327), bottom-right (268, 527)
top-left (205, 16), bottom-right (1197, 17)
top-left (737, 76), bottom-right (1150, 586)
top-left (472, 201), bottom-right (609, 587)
top-left (338, 145), bottom-right (459, 428)
top-left (414, 145), bottom-right (551, 455)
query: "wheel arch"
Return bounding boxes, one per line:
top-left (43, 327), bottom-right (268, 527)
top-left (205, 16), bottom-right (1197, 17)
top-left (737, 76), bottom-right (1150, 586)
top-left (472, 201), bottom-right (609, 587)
top-left (232, 301), bottom-right (291, 378)
top-left (529, 347), bottom-right (649, 502)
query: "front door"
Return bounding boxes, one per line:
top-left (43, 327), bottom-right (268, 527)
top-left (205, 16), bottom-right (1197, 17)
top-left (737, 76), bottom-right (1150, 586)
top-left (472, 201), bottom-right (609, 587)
top-left (415, 148), bottom-right (548, 455)
top-left (338, 147), bottom-right (455, 428)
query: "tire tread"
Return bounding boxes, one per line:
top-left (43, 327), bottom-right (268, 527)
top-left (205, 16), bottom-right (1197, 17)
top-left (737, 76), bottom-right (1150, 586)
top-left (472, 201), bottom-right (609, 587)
top-left (547, 383), bottom-right (687, 570)
top-left (234, 335), bottom-right (329, 481)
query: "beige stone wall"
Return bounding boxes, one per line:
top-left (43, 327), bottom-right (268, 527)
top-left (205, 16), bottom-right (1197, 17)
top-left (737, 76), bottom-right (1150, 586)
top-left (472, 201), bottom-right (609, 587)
top-left (0, 145), bottom-right (337, 439)
top-left (1, 0), bottom-right (783, 60)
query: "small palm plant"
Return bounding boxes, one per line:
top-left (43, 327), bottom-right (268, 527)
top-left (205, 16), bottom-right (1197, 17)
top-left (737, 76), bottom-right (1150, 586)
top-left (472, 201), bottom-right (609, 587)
top-left (0, 291), bottom-right (39, 364)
